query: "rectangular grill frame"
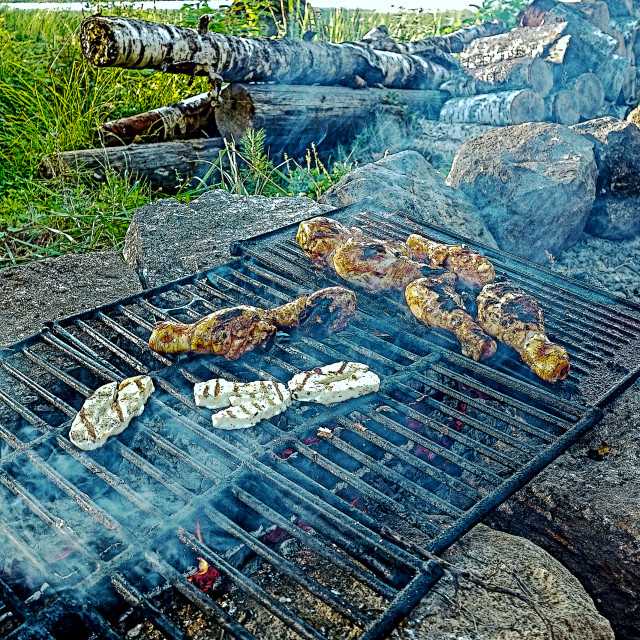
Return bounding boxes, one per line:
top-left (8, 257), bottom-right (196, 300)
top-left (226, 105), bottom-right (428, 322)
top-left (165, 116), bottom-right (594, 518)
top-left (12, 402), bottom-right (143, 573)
top-left (0, 200), bottom-right (638, 640)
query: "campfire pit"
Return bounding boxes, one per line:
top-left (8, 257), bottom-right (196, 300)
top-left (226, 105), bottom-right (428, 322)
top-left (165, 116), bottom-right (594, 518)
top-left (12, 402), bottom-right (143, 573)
top-left (0, 201), bottom-right (638, 639)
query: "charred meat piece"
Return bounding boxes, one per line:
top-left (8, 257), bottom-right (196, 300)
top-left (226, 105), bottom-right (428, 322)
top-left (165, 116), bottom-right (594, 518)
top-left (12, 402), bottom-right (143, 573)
top-left (266, 287), bottom-right (357, 335)
top-left (149, 287), bottom-right (357, 358)
top-left (296, 217), bottom-right (355, 268)
top-left (407, 234), bottom-right (495, 287)
top-left (476, 282), bottom-right (569, 382)
top-left (406, 274), bottom-right (497, 362)
top-left (333, 237), bottom-right (434, 292)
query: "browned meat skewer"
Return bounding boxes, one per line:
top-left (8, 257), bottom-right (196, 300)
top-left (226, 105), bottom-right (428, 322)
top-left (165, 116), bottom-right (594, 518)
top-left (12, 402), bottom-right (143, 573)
top-left (333, 237), bottom-right (435, 292)
top-left (149, 287), bottom-right (357, 359)
top-left (407, 234), bottom-right (495, 287)
top-left (406, 274), bottom-right (497, 361)
top-left (476, 282), bottom-right (569, 382)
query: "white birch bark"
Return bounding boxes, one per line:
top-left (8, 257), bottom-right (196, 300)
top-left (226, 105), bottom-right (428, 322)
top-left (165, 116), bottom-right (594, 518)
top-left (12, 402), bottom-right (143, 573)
top-left (80, 15), bottom-right (453, 90)
top-left (439, 89), bottom-right (545, 125)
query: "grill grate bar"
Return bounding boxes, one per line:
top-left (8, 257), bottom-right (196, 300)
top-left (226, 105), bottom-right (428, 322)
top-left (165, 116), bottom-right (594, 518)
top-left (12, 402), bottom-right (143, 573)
top-left (292, 440), bottom-right (445, 534)
top-left (179, 529), bottom-right (328, 640)
top-left (21, 348), bottom-right (92, 397)
top-left (204, 506), bottom-right (372, 628)
top-left (368, 410), bottom-right (503, 485)
top-left (313, 433), bottom-right (465, 517)
top-left (334, 419), bottom-right (481, 501)
top-left (111, 571), bottom-right (186, 640)
top-left (233, 487), bottom-right (397, 600)
top-left (145, 551), bottom-right (259, 640)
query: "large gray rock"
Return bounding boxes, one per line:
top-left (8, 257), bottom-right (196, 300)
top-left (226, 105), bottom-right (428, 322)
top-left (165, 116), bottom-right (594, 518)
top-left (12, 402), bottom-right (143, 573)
top-left (585, 195), bottom-right (640, 240)
top-left (570, 117), bottom-right (640, 198)
top-left (123, 190), bottom-right (330, 287)
top-left (488, 381), bottom-right (640, 639)
top-left (446, 122), bottom-right (597, 263)
top-left (319, 150), bottom-right (497, 247)
top-left (0, 250), bottom-right (142, 347)
top-left (406, 525), bottom-right (613, 640)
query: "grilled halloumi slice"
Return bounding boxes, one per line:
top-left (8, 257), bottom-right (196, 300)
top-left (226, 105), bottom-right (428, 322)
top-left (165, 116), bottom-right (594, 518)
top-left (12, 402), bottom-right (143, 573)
top-left (287, 361), bottom-right (380, 405)
top-left (69, 375), bottom-right (155, 450)
top-left (194, 379), bottom-right (291, 409)
top-left (210, 396), bottom-right (288, 430)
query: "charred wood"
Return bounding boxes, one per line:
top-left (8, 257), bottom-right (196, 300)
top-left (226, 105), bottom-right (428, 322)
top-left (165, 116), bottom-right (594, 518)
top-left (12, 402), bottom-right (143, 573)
top-left (80, 15), bottom-right (453, 90)
top-left (439, 89), bottom-right (545, 125)
top-left (215, 83), bottom-right (446, 160)
top-left (459, 21), bottom-right (569, 68)
top-left (38, 138), bottom-right (224, 192)
top-left (101, 92), bottom-right (216, 146)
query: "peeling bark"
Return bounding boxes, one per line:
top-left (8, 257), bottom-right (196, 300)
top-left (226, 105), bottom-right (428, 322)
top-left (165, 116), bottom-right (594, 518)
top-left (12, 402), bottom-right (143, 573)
top-left (80, 15), bottom-right (453, 90)
top-left (215, 83), bottom-right (445, 160)
top-left (459, 21), bottom-right (569, 69)
top-left (101, 92), bottom-right (215, 146)
top-left (439, 89), bottom-right (545, 125)
top-left (38, 138), bottom-right (224, 192)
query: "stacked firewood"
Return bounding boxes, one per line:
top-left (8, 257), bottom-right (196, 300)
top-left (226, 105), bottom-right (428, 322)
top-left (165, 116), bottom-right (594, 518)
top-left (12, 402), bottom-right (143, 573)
top-left (40, 3), bottom-right (639, 188)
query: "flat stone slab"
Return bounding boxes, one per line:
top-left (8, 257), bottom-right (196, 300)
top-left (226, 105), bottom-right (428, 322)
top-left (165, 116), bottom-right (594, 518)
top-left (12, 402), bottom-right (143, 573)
top-left (488, 380), bottom-right (640, 639)
top-left (0, 250), bottom-right (142, 347)
top-left (123, 190), bottom-right (331, 288)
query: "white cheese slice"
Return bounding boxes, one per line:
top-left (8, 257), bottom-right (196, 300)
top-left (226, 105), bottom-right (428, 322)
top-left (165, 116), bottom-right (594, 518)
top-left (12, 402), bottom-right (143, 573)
top-left (287, 362), bottom-right (380, 405)
top-left (195, 379), bottom-right (292, 410)
top-left (69, 375), bottom-right (155, 450)
top-left (210, 396), bottom-right (288, 430)
top-left (228, 381), bottom-right (292, 408)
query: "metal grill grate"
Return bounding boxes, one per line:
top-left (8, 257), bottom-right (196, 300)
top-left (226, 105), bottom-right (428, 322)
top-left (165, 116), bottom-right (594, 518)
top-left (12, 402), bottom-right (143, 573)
top-left (0, 200), bottom-right (638, 639)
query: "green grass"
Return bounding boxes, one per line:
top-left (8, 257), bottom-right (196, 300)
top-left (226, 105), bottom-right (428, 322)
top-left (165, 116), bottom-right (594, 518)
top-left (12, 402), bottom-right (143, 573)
top-left (0, 1), bottom-right (514, 270)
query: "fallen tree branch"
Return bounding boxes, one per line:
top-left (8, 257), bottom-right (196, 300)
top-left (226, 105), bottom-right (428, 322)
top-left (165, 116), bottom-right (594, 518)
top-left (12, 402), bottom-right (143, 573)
top-left (80, 15), bottom-right (454, 90)
top-left (381, 526), bottom-right (555, 640)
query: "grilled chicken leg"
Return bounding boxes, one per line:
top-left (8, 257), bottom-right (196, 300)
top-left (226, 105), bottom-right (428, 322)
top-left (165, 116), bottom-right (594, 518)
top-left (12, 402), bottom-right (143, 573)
top-left (296, 217), bottom-right (356, 268)
top-left (407, 234), bottom-right (495, 288)
top-left (149, 287), bottom-right (357, 359)
top-left (476, 282), bottom-right (569, 382)
top-left (406, 274), bottom-right (497, 362)
top-left (333, 237), bottom-right (436, 292)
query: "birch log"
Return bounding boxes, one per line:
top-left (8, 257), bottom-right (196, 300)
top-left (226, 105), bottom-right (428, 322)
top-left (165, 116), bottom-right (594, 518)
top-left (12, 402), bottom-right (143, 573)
top-left (547, 89), bottom-right (581, 125)
top-left (80, 15), bottom-right (453, 90)
top-left (571, 73), bottom-right (605, 118)
top-left (101, 92), bottom-right (215, 146)
top-left (597, 53), bottom-right (632, 101)
top-left (459, 22), bottom-right (569, 68)
top-left (518, 0), bottom-right (610, 30)
top-left (214, 83), bottom-right (446, 160)
top-left (415, 120), bottom-right (497, 164)
top-left (439, 89), bottom-right (545, 125)
top-left (465, 57), bottom-right (554, 97)
top-left (38, 138), bottom-right (224, 191)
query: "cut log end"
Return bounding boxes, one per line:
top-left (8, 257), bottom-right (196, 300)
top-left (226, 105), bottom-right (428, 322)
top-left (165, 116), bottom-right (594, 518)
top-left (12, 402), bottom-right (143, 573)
top-left (81, 18), bottom-right (119, 67)
top-left (551, 90), bottom-right (581, 125)
top-left (529, 57), bottom-right (554, 97)
top-left (216, 84), bottom-right (256, 143)
top-left (572, 73), bottom-right (605, 118)
top-left (511, 89), bottom-right (546, 124)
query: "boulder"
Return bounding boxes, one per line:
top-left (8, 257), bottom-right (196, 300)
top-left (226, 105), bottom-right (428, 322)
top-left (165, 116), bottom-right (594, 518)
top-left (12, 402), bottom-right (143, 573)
top-left (570, 117), bottom-right (640, 197)
top-left (319, 150), bottom-right (497, 247)
top-left (446, 122), bottom-right (597, 264)
top-left (405, 525), bottom-right (614, 640)
top-left (123, 191), bottom-right (330, 288)
top-left (0, 250), bottom-right (142, 347)
top-left (585, 195), bottom-right (640, 240)
top-left (488, 380), bottom-right (640, 639)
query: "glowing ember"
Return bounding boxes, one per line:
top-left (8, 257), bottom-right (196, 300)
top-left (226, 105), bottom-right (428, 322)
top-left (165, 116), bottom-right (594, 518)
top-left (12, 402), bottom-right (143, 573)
top-left (188, 558), bottom-right (219, 592)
